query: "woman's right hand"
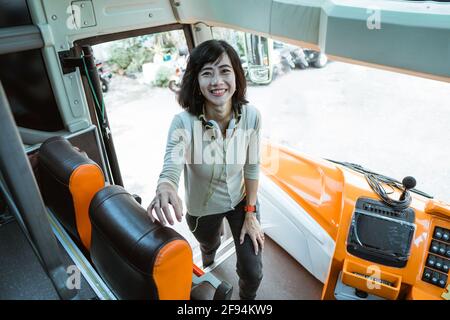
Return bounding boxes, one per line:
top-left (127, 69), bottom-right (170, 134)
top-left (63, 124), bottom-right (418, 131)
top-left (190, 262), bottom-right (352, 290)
top-left (147, 182), bottom-right (183, 226)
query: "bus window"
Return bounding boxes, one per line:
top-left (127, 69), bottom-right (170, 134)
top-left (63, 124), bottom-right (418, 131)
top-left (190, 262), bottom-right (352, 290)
top-left (0, 50), bottom-right (65, 132)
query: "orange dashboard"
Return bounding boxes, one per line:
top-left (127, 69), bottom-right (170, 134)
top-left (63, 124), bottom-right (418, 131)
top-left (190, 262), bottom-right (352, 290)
top-left (261, 141), bottom-right (450, 300)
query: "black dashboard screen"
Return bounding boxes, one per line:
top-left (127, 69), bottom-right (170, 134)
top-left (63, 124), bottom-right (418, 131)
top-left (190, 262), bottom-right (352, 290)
top-left (355, 213), bottom-right (415, 257)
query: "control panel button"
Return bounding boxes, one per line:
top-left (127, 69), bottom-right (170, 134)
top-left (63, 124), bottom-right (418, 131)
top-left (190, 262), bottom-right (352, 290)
top-left (439, 244), bottom-right (447, 256)
top-left (442, 261), bottom-right (449, 273)
top-left (431, 272), bottom-right (439, 284)
top-left (443, 231), bottom-right (450, 242)
top-left (422, 268), bottom-right (433, 282)
top-left (427, 255), bottom-right (436, 268)
top-left (434, 228), bottom-right (443, 240)
top-left (422, 268), bottom-right (432, 281)
top-left (430, 241), bottom-right (440, 254)
top-left (435, 257), bottom-right (443, 270)
top-left (438, 274), bottom-right (448, 288)
top-left (431, 272), bottom-right (440, 284)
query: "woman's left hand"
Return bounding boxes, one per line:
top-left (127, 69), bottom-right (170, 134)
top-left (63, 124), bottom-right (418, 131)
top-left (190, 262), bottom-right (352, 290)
top-left (240, 214), bottom-right (265, 255)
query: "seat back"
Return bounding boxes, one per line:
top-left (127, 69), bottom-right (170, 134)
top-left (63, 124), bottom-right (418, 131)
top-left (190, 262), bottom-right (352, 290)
top-left (38, 136), bottom-right (104, 250)
top-left (89, 185), bottom-right (193, 300)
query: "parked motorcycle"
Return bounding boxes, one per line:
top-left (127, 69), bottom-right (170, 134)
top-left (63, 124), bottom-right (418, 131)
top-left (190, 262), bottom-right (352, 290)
top-left (272, 47), bottom-right (296, 79)
top-left (96, 60), bottom-right (112, 93)
top-left (290, 48), bottom-right (309, 69)
top-left (302, 49), bottom-right (328, 68)
top-left (167, 48), bottom-right (188, 93)
top-left (290, 48), bottom-right (328, 69)
top-left (273, 46), bottom-right (328, 80)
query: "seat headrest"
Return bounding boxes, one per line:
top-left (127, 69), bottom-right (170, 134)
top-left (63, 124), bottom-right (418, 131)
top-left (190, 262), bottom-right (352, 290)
top-left (89, 185), bottom-right (189, 272)
top-left (89, 185), bottom-right (193, 299)
top-left (39, 136), bottom-right (97, 184)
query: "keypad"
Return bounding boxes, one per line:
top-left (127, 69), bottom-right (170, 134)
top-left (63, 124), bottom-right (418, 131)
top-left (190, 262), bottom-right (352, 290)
top-left (422, 226), bottom-right (450, 288)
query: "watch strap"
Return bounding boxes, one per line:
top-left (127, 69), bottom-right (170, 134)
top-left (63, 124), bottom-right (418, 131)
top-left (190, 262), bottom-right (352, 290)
top-left (244, 205), bottom-right (257, 213)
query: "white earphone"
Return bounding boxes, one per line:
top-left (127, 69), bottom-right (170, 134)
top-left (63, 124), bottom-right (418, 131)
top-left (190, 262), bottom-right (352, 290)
top-left (199, 107), bottom-right (240, 140)
top-left (199, 107), bottom-right (242, 207)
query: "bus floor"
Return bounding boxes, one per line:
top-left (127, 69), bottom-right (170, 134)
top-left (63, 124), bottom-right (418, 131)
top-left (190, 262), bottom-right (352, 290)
top-left (0, 219), bottom-right (97, 300)
top-left (210, 236), bottom-right (323, 300)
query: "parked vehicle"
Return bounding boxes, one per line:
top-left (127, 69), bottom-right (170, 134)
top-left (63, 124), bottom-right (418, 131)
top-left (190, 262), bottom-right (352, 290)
top-left (251, 40), bottom-right (329, 84)
top-left (96, 60), bottom-right (112, 93)
top-left (290, 47), bottom-right (310, 69)
top-left (303, 49), bottom-right (328, 68)
top-left (276, 44), bottom-right (328, 71)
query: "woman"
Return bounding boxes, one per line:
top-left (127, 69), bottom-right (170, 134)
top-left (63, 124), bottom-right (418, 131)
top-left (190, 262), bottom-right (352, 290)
top-left (147, 39), bottom-right (264, 300)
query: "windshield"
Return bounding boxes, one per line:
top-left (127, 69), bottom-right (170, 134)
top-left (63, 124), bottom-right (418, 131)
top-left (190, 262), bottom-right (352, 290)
top-left (211, 26), bottom-right (450, 204)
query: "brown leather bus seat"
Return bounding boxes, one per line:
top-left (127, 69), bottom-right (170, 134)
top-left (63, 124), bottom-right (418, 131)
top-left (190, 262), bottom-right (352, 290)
top-left (89, 185), bottom-right (193, 300)
top-left (38, 136), bottom-right (104, 251)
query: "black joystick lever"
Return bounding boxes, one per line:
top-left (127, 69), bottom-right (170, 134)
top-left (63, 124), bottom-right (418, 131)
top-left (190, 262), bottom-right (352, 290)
top-left (399, 176), bottom-right (416, 201)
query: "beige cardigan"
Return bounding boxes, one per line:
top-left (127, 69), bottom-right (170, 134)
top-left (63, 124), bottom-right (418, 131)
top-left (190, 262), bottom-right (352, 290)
top-left (157, 104), bottom-right (261, 216)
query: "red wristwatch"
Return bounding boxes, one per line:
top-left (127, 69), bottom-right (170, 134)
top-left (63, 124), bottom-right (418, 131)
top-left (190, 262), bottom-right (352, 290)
top-left (244, 205), bottom-right (257, 214)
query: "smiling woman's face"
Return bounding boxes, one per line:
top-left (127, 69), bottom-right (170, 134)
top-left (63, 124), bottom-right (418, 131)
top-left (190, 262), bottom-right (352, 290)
top-left (198, 53), bottom-right (236, 110)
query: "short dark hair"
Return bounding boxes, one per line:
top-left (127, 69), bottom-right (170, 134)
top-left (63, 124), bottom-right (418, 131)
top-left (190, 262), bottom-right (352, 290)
top-left (177, 39), bottom-right (248, 116)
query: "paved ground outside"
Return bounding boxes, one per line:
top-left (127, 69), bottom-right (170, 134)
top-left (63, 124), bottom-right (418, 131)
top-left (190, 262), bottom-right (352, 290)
top-left (103, 60), bottom-right (450, 250)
